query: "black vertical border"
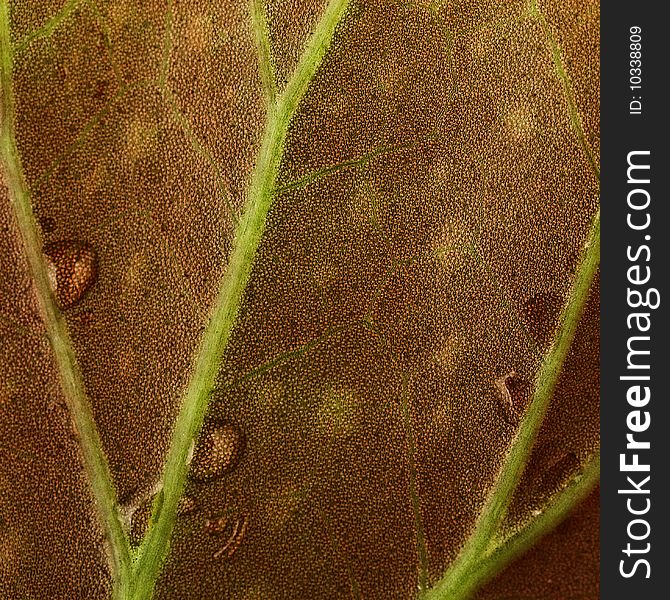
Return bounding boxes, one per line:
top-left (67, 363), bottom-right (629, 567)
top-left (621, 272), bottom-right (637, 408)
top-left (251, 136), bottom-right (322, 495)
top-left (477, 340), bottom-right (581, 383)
top-left (601, 2), bottom-right (669, 598)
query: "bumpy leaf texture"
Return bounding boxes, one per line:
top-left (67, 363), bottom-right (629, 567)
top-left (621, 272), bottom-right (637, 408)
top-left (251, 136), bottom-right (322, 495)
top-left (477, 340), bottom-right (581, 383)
top-left (0, 0), bottom-right (599, 598)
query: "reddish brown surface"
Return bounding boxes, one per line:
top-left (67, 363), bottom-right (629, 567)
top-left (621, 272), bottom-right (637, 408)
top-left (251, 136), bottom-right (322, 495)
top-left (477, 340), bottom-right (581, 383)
top-left (0, 1), bottom-right (599, 598)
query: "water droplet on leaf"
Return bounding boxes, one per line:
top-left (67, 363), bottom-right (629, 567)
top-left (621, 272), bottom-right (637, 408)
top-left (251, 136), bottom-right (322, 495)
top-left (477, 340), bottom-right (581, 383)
top-left (43, 241), bottom-right (97, 308)
top-left (189, 421), bottom-right (244, 482)
top-left (178, 495), bottom-right (197, 515)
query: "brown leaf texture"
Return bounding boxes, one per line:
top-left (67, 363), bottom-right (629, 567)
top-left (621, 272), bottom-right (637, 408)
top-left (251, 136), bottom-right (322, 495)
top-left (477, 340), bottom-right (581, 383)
top-left (0, 0), bottom-right (599, 598)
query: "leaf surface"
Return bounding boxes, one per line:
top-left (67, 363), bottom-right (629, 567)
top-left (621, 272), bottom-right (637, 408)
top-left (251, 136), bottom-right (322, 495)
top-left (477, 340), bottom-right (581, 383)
top-left (0, 0), bottom-right (599, 598)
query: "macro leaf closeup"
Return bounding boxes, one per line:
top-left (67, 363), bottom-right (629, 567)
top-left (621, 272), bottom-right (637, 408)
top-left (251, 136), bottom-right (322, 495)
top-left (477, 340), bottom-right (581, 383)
top-left (0, 0), bottom-right (599, 598)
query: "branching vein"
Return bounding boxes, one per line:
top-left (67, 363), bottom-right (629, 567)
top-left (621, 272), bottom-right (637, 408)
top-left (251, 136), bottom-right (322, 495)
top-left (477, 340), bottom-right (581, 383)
top-left (276, 138), bottom-right (423, 194)
top-left (158, 0), bottom-right (173, 89)
top-left (529, 0), bottom-right (600, 182)
top-left (0, 1), bottom-right (132, 594)
top-left (453, 453), bottom-right (600, 596)
top-left (14, 0), bottom-right (82, 54)
top-left (425, 209), bottom-right (599, 600)
top-left (130, 2), bottom-right (351, 597)
top-left (161, 86), bottom-right (236, 223)
top-left (250, 0), bottom-right (278, 108)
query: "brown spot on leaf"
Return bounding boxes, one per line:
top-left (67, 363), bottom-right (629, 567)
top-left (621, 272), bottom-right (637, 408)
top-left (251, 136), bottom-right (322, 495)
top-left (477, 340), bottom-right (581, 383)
top-left (37, 214), bottom-right (56, 235)
top-left (494, 370), bottom-right (531, 420)
top-left (524, 292), bottom-right (563, 348)
top-left (43, 241), bottom-right (98, 309)
top-left (204, 511), bottom-right (249, 560)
